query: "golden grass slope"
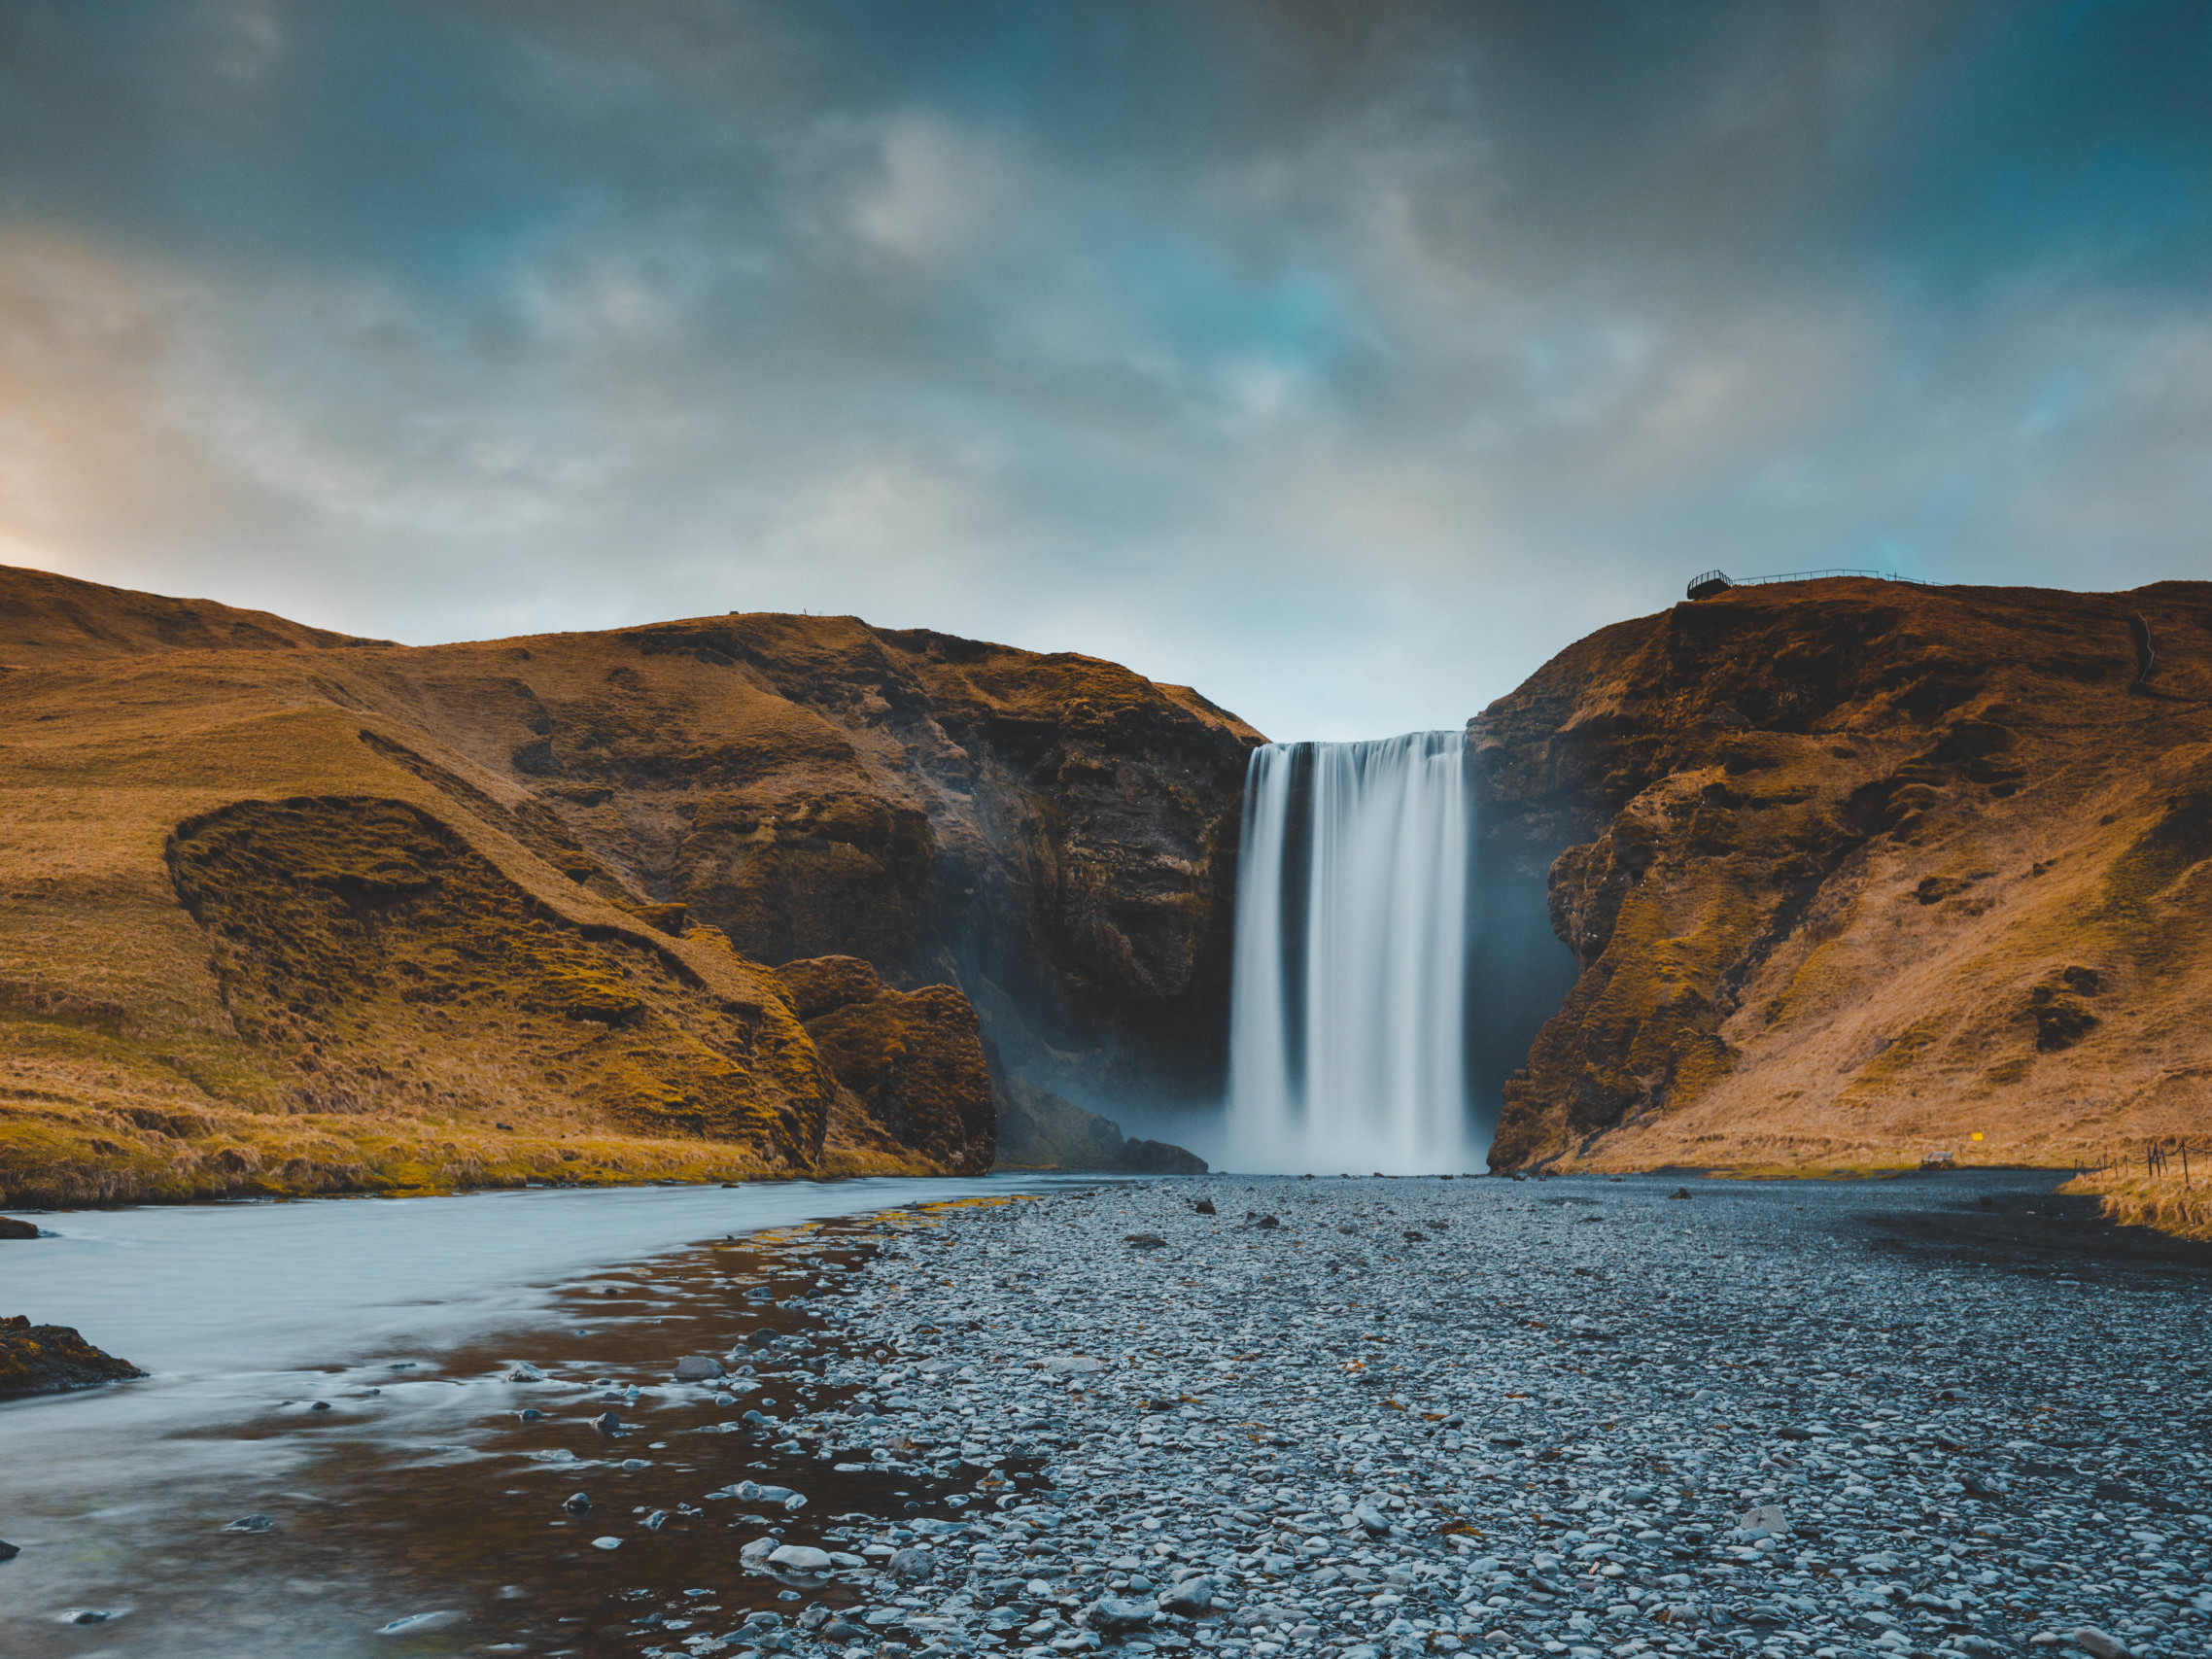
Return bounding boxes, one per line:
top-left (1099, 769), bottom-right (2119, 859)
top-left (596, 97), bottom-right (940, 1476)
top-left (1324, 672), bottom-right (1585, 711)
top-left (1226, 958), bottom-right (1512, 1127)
top-left (0, 574), bottom-right (950, 1202)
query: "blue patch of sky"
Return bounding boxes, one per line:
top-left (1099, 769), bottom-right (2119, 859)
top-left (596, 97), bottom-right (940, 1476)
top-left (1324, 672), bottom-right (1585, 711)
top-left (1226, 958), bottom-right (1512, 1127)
top-left (1868, 1), bottom-right (2212, 305)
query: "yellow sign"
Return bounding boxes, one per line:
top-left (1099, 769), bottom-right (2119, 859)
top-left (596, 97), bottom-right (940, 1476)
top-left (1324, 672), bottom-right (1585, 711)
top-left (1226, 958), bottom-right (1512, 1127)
top-left (1970, 1132), bottom-right (1984, 1142)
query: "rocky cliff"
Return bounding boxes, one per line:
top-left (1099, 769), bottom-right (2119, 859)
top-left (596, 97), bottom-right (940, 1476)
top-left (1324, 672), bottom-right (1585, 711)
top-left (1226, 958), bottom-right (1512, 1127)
top-left (1476, 578), bottom-right (2212, 1174)
top-left (0, 566), bottom-right (1256, 1202)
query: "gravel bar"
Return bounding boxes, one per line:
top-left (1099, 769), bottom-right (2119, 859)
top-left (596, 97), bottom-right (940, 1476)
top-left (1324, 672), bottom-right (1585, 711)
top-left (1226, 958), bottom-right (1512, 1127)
top-left (629, 1174), bottom-right (2210, 1659)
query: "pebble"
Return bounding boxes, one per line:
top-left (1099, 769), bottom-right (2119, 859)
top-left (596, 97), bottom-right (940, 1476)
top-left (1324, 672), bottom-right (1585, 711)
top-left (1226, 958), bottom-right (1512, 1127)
top-left (771, 1544), bottom-right (837, 1573)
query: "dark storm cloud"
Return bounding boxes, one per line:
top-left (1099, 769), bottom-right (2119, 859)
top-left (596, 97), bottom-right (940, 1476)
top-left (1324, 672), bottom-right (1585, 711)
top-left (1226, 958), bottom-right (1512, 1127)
top-left (2, 1), bottom-right (2208, 738)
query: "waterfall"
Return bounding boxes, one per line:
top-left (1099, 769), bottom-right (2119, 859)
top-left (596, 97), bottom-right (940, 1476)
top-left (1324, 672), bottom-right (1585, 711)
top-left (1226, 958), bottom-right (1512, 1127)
top-left (1224, 731), bottom-right (1474, 1174)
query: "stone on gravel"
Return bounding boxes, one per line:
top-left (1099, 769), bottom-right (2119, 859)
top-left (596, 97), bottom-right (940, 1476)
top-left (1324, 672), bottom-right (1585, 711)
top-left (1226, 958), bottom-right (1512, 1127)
top-left (1089, 1594), bottom-right (1158, 1633)
top-left (1738, 1502), bottom-right (1790, 1536)
top-left (769, 1544), bottom-right (835, 1573)
top-left (1158, 1575), bottom-right (1214, 1613)
top-left (2071, 1630), bottom-right (2130, 1659)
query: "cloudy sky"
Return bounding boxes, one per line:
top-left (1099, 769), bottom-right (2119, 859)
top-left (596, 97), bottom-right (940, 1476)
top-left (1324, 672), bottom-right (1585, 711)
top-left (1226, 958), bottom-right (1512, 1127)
top-left (2, 2), bottom-right (2208, 739)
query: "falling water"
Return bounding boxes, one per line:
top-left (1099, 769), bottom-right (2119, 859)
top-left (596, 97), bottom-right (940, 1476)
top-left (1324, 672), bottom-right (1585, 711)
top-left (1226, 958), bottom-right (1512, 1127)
top-left (1224, 731), bottom-right (1473, 1174)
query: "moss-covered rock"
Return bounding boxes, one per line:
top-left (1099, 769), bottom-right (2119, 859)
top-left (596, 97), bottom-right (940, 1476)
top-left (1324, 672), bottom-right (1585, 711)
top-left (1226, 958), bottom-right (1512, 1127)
top-left (0, 1315), bottom-right (141, 1396)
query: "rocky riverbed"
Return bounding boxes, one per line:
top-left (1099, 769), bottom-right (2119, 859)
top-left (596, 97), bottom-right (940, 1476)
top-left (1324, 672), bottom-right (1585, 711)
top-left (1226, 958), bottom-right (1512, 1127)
top-left (505, 1175), bottom-right (2212, 1659)
top-left (8, 1174), bottom-right (2209, 1659)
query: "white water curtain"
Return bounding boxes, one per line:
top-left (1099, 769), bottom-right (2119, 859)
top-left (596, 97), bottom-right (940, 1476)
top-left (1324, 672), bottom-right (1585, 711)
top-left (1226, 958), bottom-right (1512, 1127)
top-left (1225, 731), bottom-right (1473, 1174)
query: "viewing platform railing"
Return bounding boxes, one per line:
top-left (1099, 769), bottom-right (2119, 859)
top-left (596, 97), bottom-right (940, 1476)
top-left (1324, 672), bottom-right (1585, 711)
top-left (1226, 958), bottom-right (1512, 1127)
top-left (1687, 568), bottom-right (1927, 601)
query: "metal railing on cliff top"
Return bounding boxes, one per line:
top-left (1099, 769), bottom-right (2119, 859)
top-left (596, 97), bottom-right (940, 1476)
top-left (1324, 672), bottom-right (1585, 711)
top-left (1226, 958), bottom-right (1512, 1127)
top-left (1687, 569), bottom-right (1929, 601)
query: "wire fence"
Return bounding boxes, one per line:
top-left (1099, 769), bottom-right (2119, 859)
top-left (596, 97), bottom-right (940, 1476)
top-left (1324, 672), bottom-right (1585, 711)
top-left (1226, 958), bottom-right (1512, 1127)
top-left (2068, 1138), bottom-right (2212, 1240)
top-left (2074, 1136), bottom-right (2208, 1183)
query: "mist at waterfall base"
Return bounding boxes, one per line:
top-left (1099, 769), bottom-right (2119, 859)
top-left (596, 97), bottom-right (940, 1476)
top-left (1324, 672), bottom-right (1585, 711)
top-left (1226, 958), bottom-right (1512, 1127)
top-left (1221, 731), bottom-right (1575, 1175)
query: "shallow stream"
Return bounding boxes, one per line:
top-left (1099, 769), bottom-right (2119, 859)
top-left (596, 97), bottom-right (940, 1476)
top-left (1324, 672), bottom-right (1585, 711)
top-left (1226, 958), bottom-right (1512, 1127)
top-left (0, 1177), bottom-right (1072, 1656)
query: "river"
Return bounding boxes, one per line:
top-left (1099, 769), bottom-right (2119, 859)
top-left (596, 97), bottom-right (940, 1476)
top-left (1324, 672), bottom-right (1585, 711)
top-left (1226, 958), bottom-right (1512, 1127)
top-left (0, 1176), bottom-right (1074, 1656)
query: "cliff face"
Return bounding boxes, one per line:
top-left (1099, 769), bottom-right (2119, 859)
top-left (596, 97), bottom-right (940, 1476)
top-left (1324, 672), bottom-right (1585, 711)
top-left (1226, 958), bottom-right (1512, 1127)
top-left (415, 610), bottom-right (1263, 1105)
top-left (0, 567), bottom-right (1257, 1203)
top-left (1476, 578), bottom-right (2212, 1173)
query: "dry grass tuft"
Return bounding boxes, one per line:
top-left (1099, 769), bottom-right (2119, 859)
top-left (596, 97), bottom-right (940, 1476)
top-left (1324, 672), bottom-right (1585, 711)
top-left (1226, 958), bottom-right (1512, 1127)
top-left (2062, 1168), bottom-right (2212, 1241)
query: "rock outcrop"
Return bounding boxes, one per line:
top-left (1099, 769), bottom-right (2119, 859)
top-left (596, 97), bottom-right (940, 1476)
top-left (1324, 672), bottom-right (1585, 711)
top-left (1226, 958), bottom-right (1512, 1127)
top-left (775, 955), bottom-right (994, 1176)
top-left (0, 1316), bottom-right (142, 1396)
top-left (992, 1076), bottom-right (1209, 1174)
top-left (1475, 578), bottom-right (2212, 1173)
top-left (0, 566), bottom-right (1259, 1202)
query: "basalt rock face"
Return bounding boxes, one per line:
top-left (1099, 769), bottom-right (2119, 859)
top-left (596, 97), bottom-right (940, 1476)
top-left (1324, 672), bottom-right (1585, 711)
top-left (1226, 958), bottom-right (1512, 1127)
top-left (1476, 579), bottom-right (2212, 1174)
top-left (0, 1315), bottom-right (142, 1396)
top-left (0, 566), bottom-right (1255, 1201)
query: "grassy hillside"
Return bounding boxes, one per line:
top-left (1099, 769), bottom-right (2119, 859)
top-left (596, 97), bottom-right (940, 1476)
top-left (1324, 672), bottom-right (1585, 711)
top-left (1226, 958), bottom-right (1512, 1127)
top-left (1478, 578), bottom-right (2212, 1180)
